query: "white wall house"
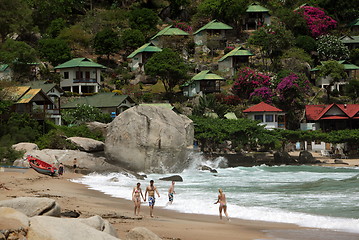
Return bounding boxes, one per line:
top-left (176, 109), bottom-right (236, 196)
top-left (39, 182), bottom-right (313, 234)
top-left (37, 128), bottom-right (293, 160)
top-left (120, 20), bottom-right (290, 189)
top-left (193, 20), bottom-right (233, 47)
top-left (243, 102), bottom-right (286, 130)
top-left (243, 3), bottom-right (271, 30)
top-left (127, 43), bottom-right (162, 71)
top-left (218, 46), bottom-right (254, 76)
top-left (54, 58), bottom-right (106, 94)
top-left (182, 70), bottom-right (224, 97)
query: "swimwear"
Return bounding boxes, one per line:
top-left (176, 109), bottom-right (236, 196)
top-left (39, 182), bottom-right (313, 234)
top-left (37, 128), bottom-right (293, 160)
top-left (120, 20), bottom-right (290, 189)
top-left (148, 196), bottom-right (155, 206)
top-left (134, 196), bottom-right (141, 202)
top-left (220, 203), bottom-right (227, 207)
top-left (168, 193), bottom-right (174, 202)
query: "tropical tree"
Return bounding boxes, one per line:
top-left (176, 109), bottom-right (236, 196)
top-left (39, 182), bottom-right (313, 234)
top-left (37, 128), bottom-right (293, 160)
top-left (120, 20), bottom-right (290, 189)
top-left (145, 48), bottom-right (189, 96)
top-left (0, 0), bottom-right (32, 42)
top-left (317, 35), bottom-right (350, 61)
top-left (45, 18), bottom-right (67, 38)
top-left (129, 8), bottom-right (158, 33)
top-left (93, 28), bottom-right (121, 61)
top-left (38, 38), bottom-right (72, 66)
top-left (248, 20), bottom-right (294, 70)
top-left (344, 79), bottom-right (359, 103)
top-left (62, 104), bottom-right (112, 125)
top-left (121, 29), bottom-right (145, 51)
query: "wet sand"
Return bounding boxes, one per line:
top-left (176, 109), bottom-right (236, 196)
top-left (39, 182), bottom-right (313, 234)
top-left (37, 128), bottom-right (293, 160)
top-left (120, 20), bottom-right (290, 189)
top-left (1, 165), bottom-right (359, 240)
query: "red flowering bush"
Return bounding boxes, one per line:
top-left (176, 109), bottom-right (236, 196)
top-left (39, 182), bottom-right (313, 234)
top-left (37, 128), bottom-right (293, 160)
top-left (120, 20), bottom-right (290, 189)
top-left (276, 73), bottom-right (310, 103)
top-left (296, 6), bottom-right (337, 38)
top-left (232, 67), bottom-right (271, 99)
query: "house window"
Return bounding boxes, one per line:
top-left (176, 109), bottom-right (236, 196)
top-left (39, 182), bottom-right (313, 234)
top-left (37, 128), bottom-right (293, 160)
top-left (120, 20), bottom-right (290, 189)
top-left (85, 71), bottom-right (90, 79)
top-left (254, 115), bottom-right (263, 122)
top-left (76, 71), bottom-right (83, 79)
top-left (265, 114), bottom-right (274, 122)
top-left (64, 72), bottom-right (69, 79)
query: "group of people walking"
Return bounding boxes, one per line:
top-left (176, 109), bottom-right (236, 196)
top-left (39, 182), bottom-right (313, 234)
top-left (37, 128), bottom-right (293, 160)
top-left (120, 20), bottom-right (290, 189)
top-left (132, 180), bottom-right (229, 221)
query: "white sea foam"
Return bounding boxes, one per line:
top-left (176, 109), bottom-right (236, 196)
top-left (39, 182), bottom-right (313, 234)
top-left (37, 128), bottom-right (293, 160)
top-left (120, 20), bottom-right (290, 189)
top-left (72, 161), bottom-right (359, 234)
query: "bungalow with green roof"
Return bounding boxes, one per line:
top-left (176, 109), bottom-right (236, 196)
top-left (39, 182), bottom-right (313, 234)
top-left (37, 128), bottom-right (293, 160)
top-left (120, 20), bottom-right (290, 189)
top-left (193, 20), bottom-right (233, 47)
top-left (218, 46), bottom-right (254, 76)
top-left (0, 64), bottom-right (12, 81)
top-left (23, 81), bottom-right (64, 125)
top-left (244, 2), bottom-right (271, 30)
top-left (348, 17), bottom-right (359, 33)
top-left (311, 60), bottom-right (359, 92)
top-left (127, 43), bottom-right (162, 71)
top-left (61, 92), bottom-right (136, 116)
top-left (340, 35), bottom-right (359, 50)
top-left (54, 58), bottom-right (106, 94)
top-left (150, 25), bottom-right (189, 48)
top-left (182, 70), bottom-right (224, 97)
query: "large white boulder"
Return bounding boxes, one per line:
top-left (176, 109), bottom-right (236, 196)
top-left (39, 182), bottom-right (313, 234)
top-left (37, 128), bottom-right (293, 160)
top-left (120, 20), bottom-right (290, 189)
top-left (67, 137), bottom-right (105, 152)
top-left (12, 142), bottom-right (39, 152)
top-left (125, 227), bottom-right (161, 240)
top-left (27, 216), bottom-right (119, 240)
top-left (105, 106), bottom-right (194, 173)
top-left (79, 215), bottom-right (118, 238)
top-left (0, 207), bottom-right (30, 230)
top-left (0, 197), bottom-right (61, 217)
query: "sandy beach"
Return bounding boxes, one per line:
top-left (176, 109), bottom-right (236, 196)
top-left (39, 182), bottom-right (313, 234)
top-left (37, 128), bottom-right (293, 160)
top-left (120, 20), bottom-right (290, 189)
top-left (1, 158), bottom-right (359, 240)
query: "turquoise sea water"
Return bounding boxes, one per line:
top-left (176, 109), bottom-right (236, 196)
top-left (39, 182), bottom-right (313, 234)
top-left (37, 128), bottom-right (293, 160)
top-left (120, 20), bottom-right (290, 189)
top-left (73, 152), bottom-right (359, 233)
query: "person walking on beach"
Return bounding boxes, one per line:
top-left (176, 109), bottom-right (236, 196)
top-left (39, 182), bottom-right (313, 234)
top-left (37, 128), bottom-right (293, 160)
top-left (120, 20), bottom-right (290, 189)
top-left (214, 188), bottom-right (229, 221)
top-left (167, 181), bottom-right (176, 205)
top-left (132, 182), bottom-right (144, 216)
top-left (144, 180), bottom-right (160, 217)
top-left (73, 158), bottom-right (77, 173)
top-left (58, 163), bottom-right (64, 177)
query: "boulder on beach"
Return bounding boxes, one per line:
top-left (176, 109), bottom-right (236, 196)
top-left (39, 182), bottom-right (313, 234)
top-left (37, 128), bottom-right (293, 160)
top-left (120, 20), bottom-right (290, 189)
top-left (67, 137), bottom-right (105, 152)
top-left (298, 150), bottom-right (317, 164)
top-left (159, 175), bottom-right (183, 182)
top-left (0, 197), bottom-right (61, 217)
top-left (273, 151), bottom-right (297, 165)
top-left (79, 215), bottom-right (118, 238)
top-left (105, 105), bottom-right (194, 173)
top-left (27, 216), bottom-right (119, 240)
top-left (86, 121), bottom-right (108, 137)
top-left (0, 207), bottom-right (30, 230)
top-left (12, 142), bottom-right (39, 152)
top-left (125, 227), bottom-right (161, 240)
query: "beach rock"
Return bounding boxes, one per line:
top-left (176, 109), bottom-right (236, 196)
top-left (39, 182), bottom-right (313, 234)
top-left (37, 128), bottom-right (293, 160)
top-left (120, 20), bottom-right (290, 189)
top-left (159, 175), bottom-right (183, 182)
top-left (199, 165), bottom-right (217, 173)
top-left (67, 137), bottom-right (105, 152)
top-left (12, 142), bottom-right (39, 152)
top-left (273, 151), bottom-right (297, 165)
top-left (86, 121), bottom-right (108, 137)
top-left (14, 149), bottom-right (143, 177)
top-left (27, 216), bottom-right (119, 240)
top-left (105, 105), bottom-right (194, 173)
top-left (298, 151), bottom-right (316, 164)
top-left (0, 197), bottom-right (61, 217)
top-left (79, 215), bottom-right (118, 238)
top-left (334, 159), bottom-right (349, 165)
top-left (61, 210), bottom-right (80, 218)
top-left (0, 207), bottom-right (30, 231)
top-left (125, 227), bottom-right (161, 240)
top-left (0, 232), bottom-right (4, 240)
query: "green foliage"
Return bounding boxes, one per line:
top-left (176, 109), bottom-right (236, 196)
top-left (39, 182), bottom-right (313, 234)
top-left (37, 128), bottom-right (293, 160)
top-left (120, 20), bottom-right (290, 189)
top-left (58, 25), bottom-right (92, 49)
top-left (295, 35), bottom-right (316, 53)
top-left (344, 79), bottom-right (359, 103)
top-left (197, 0), bottom-right (249, 28)
top-left (145, 48), bottom-right (189, 94)
top-left (0, 39), bottom-right (37, 81)
top-left (317, 35), bottom-right (350, 61)
top-left (349, 48), bottom-right (359, 66)
top-left (193, 94), bottom-right (229, 118)
top-left (36, 129), bottom-right (77, 150)
top-left (274, 7), bottom-right (308, 36)
top-left (46, 18), bottom-right (67, 38)
top-left (318, 60), bottom-right (347, 82)
top-left (0, 0), bottom-right (32, 42)
top-left (121, 29), bottom-right (145, 51)
top-left (129, 8), bottom-right (158, 32)
top-left (62, 104), bottom-right (112, 125)
top-left (38, 38), bottom-right (72, 66)
top-left (0, 146), bottom-right (25, 165)
top-left (93, 28), bottom-right (121, 59)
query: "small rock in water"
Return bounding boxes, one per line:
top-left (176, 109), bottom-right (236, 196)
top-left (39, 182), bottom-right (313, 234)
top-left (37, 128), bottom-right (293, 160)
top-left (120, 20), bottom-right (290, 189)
top-left (159, 175), bottom-right (183, 182)
top-left (108, 177), bottom-right (119, 182)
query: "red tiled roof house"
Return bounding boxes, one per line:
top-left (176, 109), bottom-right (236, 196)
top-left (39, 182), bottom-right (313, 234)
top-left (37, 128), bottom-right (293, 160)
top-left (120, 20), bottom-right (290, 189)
top-left (243, 102), bottom-right (286, 129)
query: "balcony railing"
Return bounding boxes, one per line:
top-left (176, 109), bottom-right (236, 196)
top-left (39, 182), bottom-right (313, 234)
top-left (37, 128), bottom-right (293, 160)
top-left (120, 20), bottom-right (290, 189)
top-left (73, 78), bottom-right (97, 83)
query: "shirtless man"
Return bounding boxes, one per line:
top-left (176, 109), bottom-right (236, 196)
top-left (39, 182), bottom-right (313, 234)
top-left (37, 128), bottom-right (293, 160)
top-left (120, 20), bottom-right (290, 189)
top-left (144, 180), bottom-right (160, 217)
top-left (214, 188), bottom-right (229, 221)
top-left (167, 181), bottom-right (175, 205)
top-left (132, 182), bottom-right (144, 216)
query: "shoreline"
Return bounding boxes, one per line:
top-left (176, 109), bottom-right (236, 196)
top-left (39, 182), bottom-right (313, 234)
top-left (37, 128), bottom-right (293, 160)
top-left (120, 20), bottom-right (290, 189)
top-left (1, 168), bottom-right (359, 240)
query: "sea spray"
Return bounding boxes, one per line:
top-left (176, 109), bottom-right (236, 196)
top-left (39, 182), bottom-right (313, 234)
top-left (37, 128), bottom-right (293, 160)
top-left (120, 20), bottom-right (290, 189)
top-left (72, 156), bottom-right (359, 233)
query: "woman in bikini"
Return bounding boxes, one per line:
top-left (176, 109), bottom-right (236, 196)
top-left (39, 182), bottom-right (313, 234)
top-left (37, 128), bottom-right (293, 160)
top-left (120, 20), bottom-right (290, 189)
top-left (214, 188), bottom-right (230, 221)
top-left (132, 182), bottom-right (144, 216)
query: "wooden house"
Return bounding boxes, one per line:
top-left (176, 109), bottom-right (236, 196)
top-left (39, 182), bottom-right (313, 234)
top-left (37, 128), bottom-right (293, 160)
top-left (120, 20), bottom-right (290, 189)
top-left (218, 46), bottom-right (254, 76)
top-left (127, 43), bottom-right (162, 71)
top-left (193, 20), bottom-right (233, 48)
top-left (150, 25), bottom-right (189, 48)
top-left (182, 70), bottom-right (224, 97)
top-left (244, 3), bottom-right (271, 31)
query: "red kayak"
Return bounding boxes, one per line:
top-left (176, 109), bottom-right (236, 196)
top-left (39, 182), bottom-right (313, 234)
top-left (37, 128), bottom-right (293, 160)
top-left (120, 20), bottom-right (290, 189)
top-left (27, 155), bottom-right (58, 176)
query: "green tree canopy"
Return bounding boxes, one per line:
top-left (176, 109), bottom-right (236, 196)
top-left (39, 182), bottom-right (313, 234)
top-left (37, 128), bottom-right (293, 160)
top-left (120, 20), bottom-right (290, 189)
top-left (145, 48), bottom-right (189, 95)
top-left (38, 38), bottom-right (72, 66)
top-left (0, 0), bottom-right (32, 42)
top-left (129, 8), bottom-right (158, 33)
top-left (121, 29), bottom-right (145, 51)
top-left (93, 28), bottom-right (121, 61)
top-left (62, 104), bottom-right (112, 125)
top-left (46, 18), bottom-right (67, 38)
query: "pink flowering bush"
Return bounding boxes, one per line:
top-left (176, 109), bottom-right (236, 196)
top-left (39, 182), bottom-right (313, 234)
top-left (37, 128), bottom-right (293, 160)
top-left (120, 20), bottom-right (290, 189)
top-left (297, 6), bottom-right (337, 38)
top-left (276, 73), bottom-right (311, 104)
top-left (172, 21), bottom-right (192, 33)
top-left (232, 67), bottom-right (271, 99)
top-left (250, 87), bottom-right (274, 103)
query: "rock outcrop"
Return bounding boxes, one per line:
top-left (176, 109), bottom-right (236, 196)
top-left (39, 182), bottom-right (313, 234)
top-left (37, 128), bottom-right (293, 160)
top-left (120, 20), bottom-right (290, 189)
top-left (105, 106), bottom-right (194, 173)
top-left (86, 121), bottom-right (108, 137)
top-left (159, 175), bottom-right (183, 182)
top-left (125, 227), bottom-right (161, 240)
top-left (67, 137), bottom-right (105, 152)
top-left (12, 142), bottom-right (39, 152)
top-left (0, 197), bottom-right (61, 217)
top-left (298, 151), bottom-right (317, 164)
top-left (273, 151), bottom-right (298, 165)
